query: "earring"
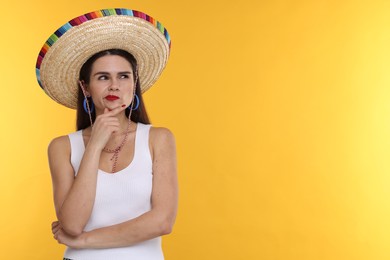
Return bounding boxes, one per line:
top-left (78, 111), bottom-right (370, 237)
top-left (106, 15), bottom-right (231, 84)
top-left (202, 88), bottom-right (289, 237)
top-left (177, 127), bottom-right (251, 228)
top-left (83, 97), bottom-right (94, 113)
top-left (127, 94), bottom-right (140, 111)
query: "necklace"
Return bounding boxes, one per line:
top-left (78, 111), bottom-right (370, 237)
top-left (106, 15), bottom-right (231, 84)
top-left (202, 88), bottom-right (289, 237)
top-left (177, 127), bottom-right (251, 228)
top-left (102, 90), bottom-right (137, 173)
top-left (102, 118), bottom-right (132, 173)
top-left (84, 108), bottom-right (132, 172)
top-left (79, 79), bottom-right (138, 173)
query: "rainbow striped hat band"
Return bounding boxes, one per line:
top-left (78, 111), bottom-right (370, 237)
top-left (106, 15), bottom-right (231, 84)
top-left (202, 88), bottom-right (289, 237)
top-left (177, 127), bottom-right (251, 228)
top-left (36, 8), bottom-right (171, 109)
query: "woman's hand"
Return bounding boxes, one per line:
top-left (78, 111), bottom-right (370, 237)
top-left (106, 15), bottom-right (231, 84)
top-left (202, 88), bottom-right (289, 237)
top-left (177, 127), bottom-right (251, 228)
top-left (88, 105), bottom-right (127, 151)
top-left (52, 221), bottom-right (85, 249)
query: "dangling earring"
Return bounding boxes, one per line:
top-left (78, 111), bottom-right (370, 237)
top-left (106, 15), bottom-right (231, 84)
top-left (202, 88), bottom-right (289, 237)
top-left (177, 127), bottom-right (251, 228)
top-left (127, 94), bottom-right (140, 110)
top-left (83, 97), bottom-right (94, 113)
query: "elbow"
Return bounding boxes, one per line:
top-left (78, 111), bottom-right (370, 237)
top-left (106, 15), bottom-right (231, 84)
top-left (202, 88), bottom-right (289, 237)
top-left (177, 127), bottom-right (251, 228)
top-left (61, 223), bottom-right (84, 237)
top-left (58, 213), bottom-right (84, 236)
top-left (65, 227), bottom-right (84, 237)
top-left (160, 222), bottom-right (173, 236)
top-left (158, 216), bottom-right (175, 236)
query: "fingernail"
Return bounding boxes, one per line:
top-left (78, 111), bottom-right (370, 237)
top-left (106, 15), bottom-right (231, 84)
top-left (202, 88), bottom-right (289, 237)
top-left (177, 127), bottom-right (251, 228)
top-left (122, 104), bottom-right (126, 107)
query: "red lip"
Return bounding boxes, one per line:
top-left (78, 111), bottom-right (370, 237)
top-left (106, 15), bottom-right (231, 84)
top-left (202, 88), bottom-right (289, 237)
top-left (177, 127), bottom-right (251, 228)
top-left (105, 95), bottom-right (119, 101)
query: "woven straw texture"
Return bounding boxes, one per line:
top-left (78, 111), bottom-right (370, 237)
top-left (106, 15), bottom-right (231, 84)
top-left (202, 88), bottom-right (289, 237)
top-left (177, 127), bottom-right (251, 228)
top-left (37, 10), bottom-right (170, 109)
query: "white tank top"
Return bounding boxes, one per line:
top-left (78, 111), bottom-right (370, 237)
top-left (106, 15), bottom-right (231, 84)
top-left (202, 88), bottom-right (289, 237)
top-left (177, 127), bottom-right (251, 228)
top-left (64, 123), bottom-right (164, 260)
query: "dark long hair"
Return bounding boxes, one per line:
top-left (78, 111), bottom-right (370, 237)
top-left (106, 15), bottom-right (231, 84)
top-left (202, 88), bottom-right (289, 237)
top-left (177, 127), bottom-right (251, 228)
top-left (76, 49), bottom-right (150, 130)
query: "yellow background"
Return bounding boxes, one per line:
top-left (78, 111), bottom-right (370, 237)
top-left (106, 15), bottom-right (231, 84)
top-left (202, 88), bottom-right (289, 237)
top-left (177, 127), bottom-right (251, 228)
top-left (1, 0), bottom-right (390, 259)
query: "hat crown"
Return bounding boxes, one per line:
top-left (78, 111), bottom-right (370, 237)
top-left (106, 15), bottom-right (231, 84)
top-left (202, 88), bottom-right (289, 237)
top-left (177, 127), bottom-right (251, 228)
top-left (36, 8), bottom-right (171, 109)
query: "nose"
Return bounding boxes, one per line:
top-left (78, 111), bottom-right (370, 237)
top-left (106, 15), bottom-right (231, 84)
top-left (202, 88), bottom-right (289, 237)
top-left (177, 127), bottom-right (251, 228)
top-left (108, 78), bottom-right (119, 91)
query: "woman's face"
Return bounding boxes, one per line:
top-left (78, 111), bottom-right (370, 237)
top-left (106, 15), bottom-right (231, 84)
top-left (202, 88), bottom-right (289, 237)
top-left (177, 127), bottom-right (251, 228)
top-left (87, 54), bottom-right (135, 113)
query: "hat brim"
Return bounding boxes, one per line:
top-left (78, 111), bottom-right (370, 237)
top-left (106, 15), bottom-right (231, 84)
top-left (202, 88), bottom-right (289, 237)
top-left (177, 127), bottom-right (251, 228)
top-left (36, 9), bottom-right (171, 109)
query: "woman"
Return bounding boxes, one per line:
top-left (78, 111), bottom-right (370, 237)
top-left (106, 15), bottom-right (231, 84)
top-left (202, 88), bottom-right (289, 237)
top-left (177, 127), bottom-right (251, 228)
top-left (36, 9), bottom-right (177, 260)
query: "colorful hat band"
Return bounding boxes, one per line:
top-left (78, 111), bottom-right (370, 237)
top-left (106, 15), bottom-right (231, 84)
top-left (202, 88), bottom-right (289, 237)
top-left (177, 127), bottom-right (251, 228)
top-left (36, 8), bottom-right (171, 90)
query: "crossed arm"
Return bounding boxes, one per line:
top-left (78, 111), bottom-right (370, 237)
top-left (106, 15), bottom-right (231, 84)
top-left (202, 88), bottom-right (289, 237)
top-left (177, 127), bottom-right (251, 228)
top-left (49, 127), bottom-right (178, 249)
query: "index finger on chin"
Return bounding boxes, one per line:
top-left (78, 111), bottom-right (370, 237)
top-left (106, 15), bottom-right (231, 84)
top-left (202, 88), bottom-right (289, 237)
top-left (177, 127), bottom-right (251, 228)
top-left (106, 104), bottom-right (127, 116)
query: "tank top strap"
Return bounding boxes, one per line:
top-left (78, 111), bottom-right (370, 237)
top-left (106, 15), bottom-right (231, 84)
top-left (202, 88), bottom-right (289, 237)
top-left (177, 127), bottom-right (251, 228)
top-left (68, 130), bottom-right (84, 175)
top-left (134, 123), bottom-right (153, 165)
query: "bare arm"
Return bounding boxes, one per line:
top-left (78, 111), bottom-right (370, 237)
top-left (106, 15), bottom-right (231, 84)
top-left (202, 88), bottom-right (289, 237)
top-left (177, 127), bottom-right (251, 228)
top-left (49, 106), bottom-right (126, 236)
top-left (48, 135), bottom-right (101, 236)
top-left (54, 127), bottom-right (178, 248)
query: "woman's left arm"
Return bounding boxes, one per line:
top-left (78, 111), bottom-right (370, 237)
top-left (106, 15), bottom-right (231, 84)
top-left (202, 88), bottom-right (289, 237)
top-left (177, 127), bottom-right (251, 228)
top-left (54, 127), bottom-right (178, 249)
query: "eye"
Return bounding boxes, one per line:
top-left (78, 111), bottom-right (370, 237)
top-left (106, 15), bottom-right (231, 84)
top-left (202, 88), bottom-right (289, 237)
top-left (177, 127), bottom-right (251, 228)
top-left (98, 75), bottom-right (109, 80)
top-left (119, 74), bottom-right (130, 79)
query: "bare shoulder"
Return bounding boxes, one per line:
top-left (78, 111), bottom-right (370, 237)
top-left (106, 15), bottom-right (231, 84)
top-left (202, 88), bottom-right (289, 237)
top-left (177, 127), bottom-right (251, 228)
top-left (150, 126), bottom-right (175, 141)
top-left (149, 126), bottom-right (176, 147)
top-left (48, 135), bottom-right (71, 158)
top-left (149, 127), bottom-right (176, 159)
top-left (48, 135), bottom-right (75, 183)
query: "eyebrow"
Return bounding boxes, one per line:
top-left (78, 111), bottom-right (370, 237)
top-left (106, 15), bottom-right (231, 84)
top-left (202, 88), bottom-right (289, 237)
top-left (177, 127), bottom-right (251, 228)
top-left (93, 71), bottom-right (132, 76)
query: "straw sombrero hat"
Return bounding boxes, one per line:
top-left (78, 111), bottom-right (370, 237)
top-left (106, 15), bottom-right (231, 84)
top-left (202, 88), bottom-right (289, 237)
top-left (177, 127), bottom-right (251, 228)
top-left (35, 8), bottom-right (171, 109)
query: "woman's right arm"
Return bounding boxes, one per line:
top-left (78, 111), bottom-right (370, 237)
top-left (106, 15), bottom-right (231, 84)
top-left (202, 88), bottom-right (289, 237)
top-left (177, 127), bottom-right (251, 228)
top-left (48, 105), bottom-right (126, 236)
top-left (48, 135), bottom-right (101, 236)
